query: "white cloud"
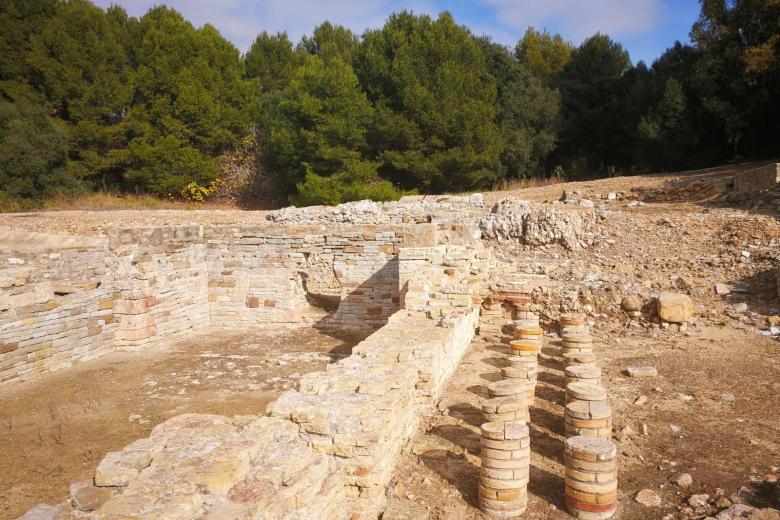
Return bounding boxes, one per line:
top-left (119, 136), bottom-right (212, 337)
top-left (94, 0), bottom-right (436, 52)
top-left (480, 0), bottom-right (664, 42)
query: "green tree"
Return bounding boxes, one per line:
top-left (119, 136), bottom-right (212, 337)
top-left (293, 160), bottom-right (407, 206)
top-left (298, 21), bottom-right (358, 62)
top-left (557, 33), bottom-right (632, 175)
top-left (480, 39), bottom-right (559, 179)
top-left (515, 27), bottom-right (573, 81)
top-left (355, 12), bottom-right (503, 192)
top-left (690, 0), bottom-right (780, 157)
top-left (0, 100), bottom-right (79, 202)
top-left (244, 31), bottom-right (299, 91)
top-left (0, 0), bottom-right (57, 102)
top-left (122, 6), bottom-right (254, 194)
top-left (25, 0), bottom-right (136, 189)
top-left (261, 54), bottom-right (376, 195)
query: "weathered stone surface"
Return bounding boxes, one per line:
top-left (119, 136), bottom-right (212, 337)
top-left (634, 488), bottom-right (662, 507)
top-left (479, 200), bottom-right (598, 250)
top-left (657, 292), bottom-right (693, 323)
top-left (621, 295), bottom-right (643, 312)
top-left (15, 504), bottom-right (61, 520)
top-left (69, 480), bottom-right (116, 511)
top-left (37, 241), bottom-right (494, 520)
top-left (625, 366), bottom-right (658, 378)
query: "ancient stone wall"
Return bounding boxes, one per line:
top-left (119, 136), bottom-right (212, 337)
top-left (65, 244), bottom-right (495, 520)
top-left (108, 226), bottom-right (210, 349)
top-left (733, 163), bottom-right (780, 192)
top-left (0, 243), bottom-right (116, 383)
top-left (1, 222), bottom-right (478, 384)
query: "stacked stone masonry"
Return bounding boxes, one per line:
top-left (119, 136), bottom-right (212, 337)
top-left (1, 223), bottom-right (473, 383)
top-left (3, 219), bottom-right (499, 519)
top-left (58, 243), bottom-right (492, 519)
top-left (4, 198), bottom-right (613, 519)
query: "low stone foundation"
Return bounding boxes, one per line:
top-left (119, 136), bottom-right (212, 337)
top-left (69, 244), bottom-right (493, 519)
top-left (733, 163), bottom-right (780, 192)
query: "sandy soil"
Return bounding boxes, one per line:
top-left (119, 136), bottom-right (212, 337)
top-left (0, 327), bottom-right (361, 520)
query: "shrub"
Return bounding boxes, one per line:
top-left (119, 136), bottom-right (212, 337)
top-left (292, 160), bottom-right (410, 206)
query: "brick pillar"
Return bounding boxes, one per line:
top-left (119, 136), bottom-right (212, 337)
top-left (479, 420), bottom-right (530, 518)
top-left (564, 436), bottom-right (618, 519)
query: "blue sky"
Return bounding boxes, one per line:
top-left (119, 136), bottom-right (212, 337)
top-left (94, 0), bottom-right (702, 65)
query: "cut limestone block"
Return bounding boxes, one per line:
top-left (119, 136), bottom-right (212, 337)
top-left (657, 292), bottom-right (693, 323)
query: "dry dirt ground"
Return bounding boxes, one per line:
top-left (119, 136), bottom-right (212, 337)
top-left (0, 327), bottom-right (360, 520)
top-left (385, 329), bottom-right (779, 520)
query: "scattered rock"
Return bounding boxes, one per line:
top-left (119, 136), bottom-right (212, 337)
top-left (673, 472), bottom-right (694, 488)
top-left (714, 504), bottom-right (780, 520)
top-left (733, 302), bottom-right (749, 313)
top-left (657, 292), bottom-right (694, 323)
top-left (625, 366), bottom-right (658, 378)
top-left (715, 283), bottom-right (732, 296)
top-left (634, 395), bottom-right (648, 405)
top-left (16, 504), bottom-right (61, 520)
top-left (688, 493), bottom-right (709, 507)
top-left (622, 295), bottom-right (643, 312)
top-left (635, 488), bottom-right (662, 507)
top-left (618, 425), bottom-right (635, 441)
top-left (715, 497), bottom-right (733, 509)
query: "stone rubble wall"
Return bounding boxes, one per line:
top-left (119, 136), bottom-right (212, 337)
top-left (71, 244), bottom-right (495, 520)
top-left (733, 163), bottom-right (780, 192)
top-left (265, 194), bottom-right (487, 226)
top-left (479, 198), bottom-right (599, 250)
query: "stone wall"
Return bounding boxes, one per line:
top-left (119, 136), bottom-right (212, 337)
top-left (108, 226), bottom-right (210, 349)
top-left (733, 163), bottom-right (780, 192)
top-left (0, 242), bottom-right (115, 383)
top-left (1, 222), bottom-right (477, 384)
top-left (61, 244), bottom-right (496, 520)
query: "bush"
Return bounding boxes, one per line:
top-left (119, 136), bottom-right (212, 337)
top-left (0, 99), bottom-right (83, 204)
top-left (292, 160), bottom-right (410, 206)
top-left (122, 136), bottom-right (218, 197)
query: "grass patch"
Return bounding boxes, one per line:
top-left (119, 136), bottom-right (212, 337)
top-left (490, 173), bottom-right (567, 192)
top-left (0, 192), bottom-right (241, 213)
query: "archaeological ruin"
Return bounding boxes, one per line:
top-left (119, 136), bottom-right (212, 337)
top-left (3, 163), bottom-right (780, 520)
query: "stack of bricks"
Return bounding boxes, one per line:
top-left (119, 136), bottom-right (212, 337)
top-left (564, 436), bottom-right (618, 519)
top-left (503, 355), bottom-right (537, 402)
top-left (479, 420), bottom-right (531, 518)
top-left (559, 312), bottom-right (588, 336)
top-left (565, 397), bottom-right (612, 439)
top-left (561, 333), bottom-right (594, 356)
top-left (485, 379), bottom-right (530, 423)
top-left (563, 350), bottom-right (597, 366)
top-left (507, 322), bottom-right (542, 402)
top-left (565, 364), bottom-right (602, 386)
top-left (559, 313), bottom-right (612, 440)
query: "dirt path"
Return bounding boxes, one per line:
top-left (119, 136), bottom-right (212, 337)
top-left (0, 327), bottom-right (361, 520)
top-left (386, 324), bottom-right (780, 520)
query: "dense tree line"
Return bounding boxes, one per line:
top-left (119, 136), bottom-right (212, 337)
top-left (1, 0), bottom-right (778, 208)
